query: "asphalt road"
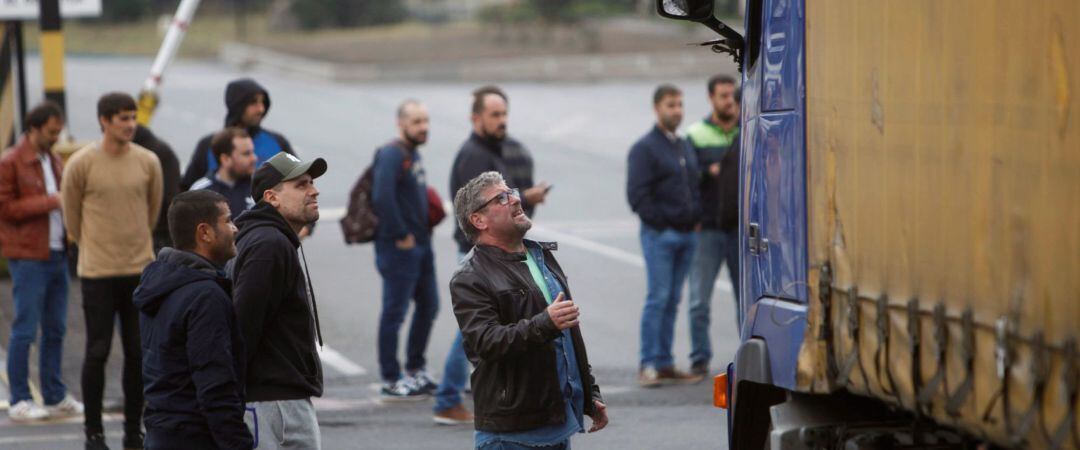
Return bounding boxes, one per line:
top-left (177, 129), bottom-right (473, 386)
top-left (0, 55), bottom-right (741, 449)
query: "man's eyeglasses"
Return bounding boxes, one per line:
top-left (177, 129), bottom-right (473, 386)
top-left (473, 188), bottom-right (520, 213)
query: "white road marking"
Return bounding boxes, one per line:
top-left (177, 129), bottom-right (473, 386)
top-left (529, 224), bottom-right (734, 294)
top-left (317, 205), bottom-right (733, 294)
top-left (0, 431), bottom-right (123, 445)
top-left (318, 345), bottom-right (367, 376)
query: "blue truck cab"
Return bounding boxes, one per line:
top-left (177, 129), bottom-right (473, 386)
top-left (659, 1), bottom-right (815, 448)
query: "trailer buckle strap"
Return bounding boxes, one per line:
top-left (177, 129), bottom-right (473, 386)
top-left (946, 309), bottom-right (976, 417)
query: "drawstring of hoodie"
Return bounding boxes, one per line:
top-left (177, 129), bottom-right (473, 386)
top-left (299, 242), bottom-right (324, 348)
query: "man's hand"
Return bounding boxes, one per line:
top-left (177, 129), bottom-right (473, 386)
top-left (587, 400), bottom-right (608, 433)
top-left (395, 233), bottom-right (416, 250)
top-left (546, 292), bottom-right (578, 330)
top-left (709, 162), bottom-right (721, 176)
top-left (522, 181), bottom-right (551, 205)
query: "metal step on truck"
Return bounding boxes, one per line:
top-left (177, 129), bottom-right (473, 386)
top-left (656, 1), bottom-right (1079, 449)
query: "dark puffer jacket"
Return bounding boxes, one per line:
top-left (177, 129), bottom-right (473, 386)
top-left (133, 248), bottom-right (252, 450)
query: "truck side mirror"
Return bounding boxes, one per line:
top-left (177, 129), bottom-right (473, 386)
top-left (657, 0), bottom-right (715, 22)
top-left (657, 0), bottom-right (745, 72)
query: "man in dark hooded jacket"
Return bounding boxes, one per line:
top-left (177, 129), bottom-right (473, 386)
top-left (233, 152), bottom-right (327, 449)
top-left (134, 190), bottom-right (252, 449)
top-left (180, 78), bottom-right (295, 191)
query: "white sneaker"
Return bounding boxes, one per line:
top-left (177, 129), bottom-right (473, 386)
top-left (8, 400), bottom-right (49, 422)
top-left (46, 395), bottom-right (84, 418)
top-left (380, 379), bottom-right (430, 403)
top-left (408, 369), bottom-right (438, 394)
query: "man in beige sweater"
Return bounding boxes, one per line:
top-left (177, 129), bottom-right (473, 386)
top-left (61, 92), bottom-right (162, 450)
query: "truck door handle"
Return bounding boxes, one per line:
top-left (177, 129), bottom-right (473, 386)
top-left (749, 223), bottom-right (761, 255)
top-left (749, 222), bottom-right (768, 255)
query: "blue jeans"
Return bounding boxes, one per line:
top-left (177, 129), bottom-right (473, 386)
top-left (639, 224), bottom-right (697, 370)
top-left (375, 240), bottom-right (440, 382)
top-left (6, 251), bottom-right (70, 405)
top-left (435, 251), bottom-right (471, 413)
top-left (687, 229), bottom-right (741, 366)
top-left (434, 332), bottom-right (469, 412)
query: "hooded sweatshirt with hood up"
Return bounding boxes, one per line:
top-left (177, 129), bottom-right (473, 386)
top-left (133, 248), bottom-right (253, 450)
top-left (231, 201), bottom-right (323, 402)
top-left (180, 78), bottom-right (295, 191)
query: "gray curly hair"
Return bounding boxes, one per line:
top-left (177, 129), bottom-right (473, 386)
top-left (454, 171), bottom-right (506, 243)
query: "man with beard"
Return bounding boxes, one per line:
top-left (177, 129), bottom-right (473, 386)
top-left (626, 84), bottom-right (703, 388)
top-left (371, 100), bottom-right (441, 401)
top-left (685, 75), bottom-right (741, 377)
top-left (134, 190), bottom-right (252, 449)
top-left (435, 85), bottom-right (551, 425)
top-left (180, 78), bottom-right (295, 191)
top-left (233, 151), bottom-right (326, 449)
top-left (190, 128), bottom-right (257, 219)
top-left (62, 92), bottom-right (163, 450)
top-left (450, 171), bottom-right (607, 448)
top-left (0, 102), bottom-right (84, 422)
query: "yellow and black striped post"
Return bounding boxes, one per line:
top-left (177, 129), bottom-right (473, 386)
top-left (0, 23), bottom-right (18, 147)
top-left (38, 0), bottom-right (65, 112)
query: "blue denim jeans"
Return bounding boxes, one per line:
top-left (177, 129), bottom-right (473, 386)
top-left (687, 229), bottom-right (741, 366)
top-left (638, 224), bottom-right (697, 370)
top-left (375, 240), bottom-right (440, 382)
top-left (435, 251), bottom-right (471, 413)
top-left (6, 251), bottom-right (69, 405)
top-left (434, 331), bottom-right (470, 412)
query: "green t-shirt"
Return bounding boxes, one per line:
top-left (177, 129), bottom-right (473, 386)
top-left (524, 250), bottom-right (554, 304)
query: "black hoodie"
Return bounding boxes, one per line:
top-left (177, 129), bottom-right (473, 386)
top-left (133, 248), bottom-right (252, 450)
top-left (231, 201), bottom-right (323, 402)
top-left (133, 125), bottom-right (181, 249)
top-left (180, 79), bottom-right (295, 191)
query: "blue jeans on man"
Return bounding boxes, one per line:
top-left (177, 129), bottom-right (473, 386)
top-left (434, 251), bottom-right (471, 414)
top-left (6, 250), bottom-right (70, 405)
top-left (638, 224), bottom-right (697, 370)
top-left (688, 229), bottom-right (741, 368)
top-left (375, 240), bottom-right (440, 382)
top-left (434, 332), bottom-right (469, 412)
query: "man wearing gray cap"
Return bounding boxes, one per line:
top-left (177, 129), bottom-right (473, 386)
top-left (233, 151), bottom-right (326, 449)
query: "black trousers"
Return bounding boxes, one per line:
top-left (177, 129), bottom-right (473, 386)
top-left (80, 276), bottom-right (143, 436)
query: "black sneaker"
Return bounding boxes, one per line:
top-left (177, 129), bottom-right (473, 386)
top-left (380, 378), bottom-right (429, 403)
top-left (122, 431), bottom-right (144, 450)
top-left (690, 361), bottom-right (709, 377)
top-left (85, 432), bottom-right (109, 450)
top-left (409, 369), bottom-right (438, 395)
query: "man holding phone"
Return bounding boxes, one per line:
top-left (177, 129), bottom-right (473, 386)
top-left (449, 172), bottom-right (606, 448)
top-left (435, 85), bottom-right (551, 425)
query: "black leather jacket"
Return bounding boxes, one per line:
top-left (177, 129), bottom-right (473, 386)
top-left (449, 241), bottom-right (603, 433)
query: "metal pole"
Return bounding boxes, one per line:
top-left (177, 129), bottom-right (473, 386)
top-left (137, 0), bottom-right (202, 126)
top-left (1, 23), bottom-right (15, 147)
top-left (38, 0), bottom-right (66, 115)
top-left (13, 20), bottom-right (27, 131)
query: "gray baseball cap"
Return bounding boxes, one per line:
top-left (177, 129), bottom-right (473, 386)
top-left (251, 152), bottom-right (327, 200)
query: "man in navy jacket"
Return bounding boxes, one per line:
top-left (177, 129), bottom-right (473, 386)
top-left (626, 84), bottom-right (704, 387)
top-left (371, 100), bottom-right (440, 401)
top-left (134, 190), bottom-right (252, 449)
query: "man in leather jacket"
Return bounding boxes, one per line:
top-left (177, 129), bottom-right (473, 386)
top-left (449, 171), bottom-right (607, 449)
